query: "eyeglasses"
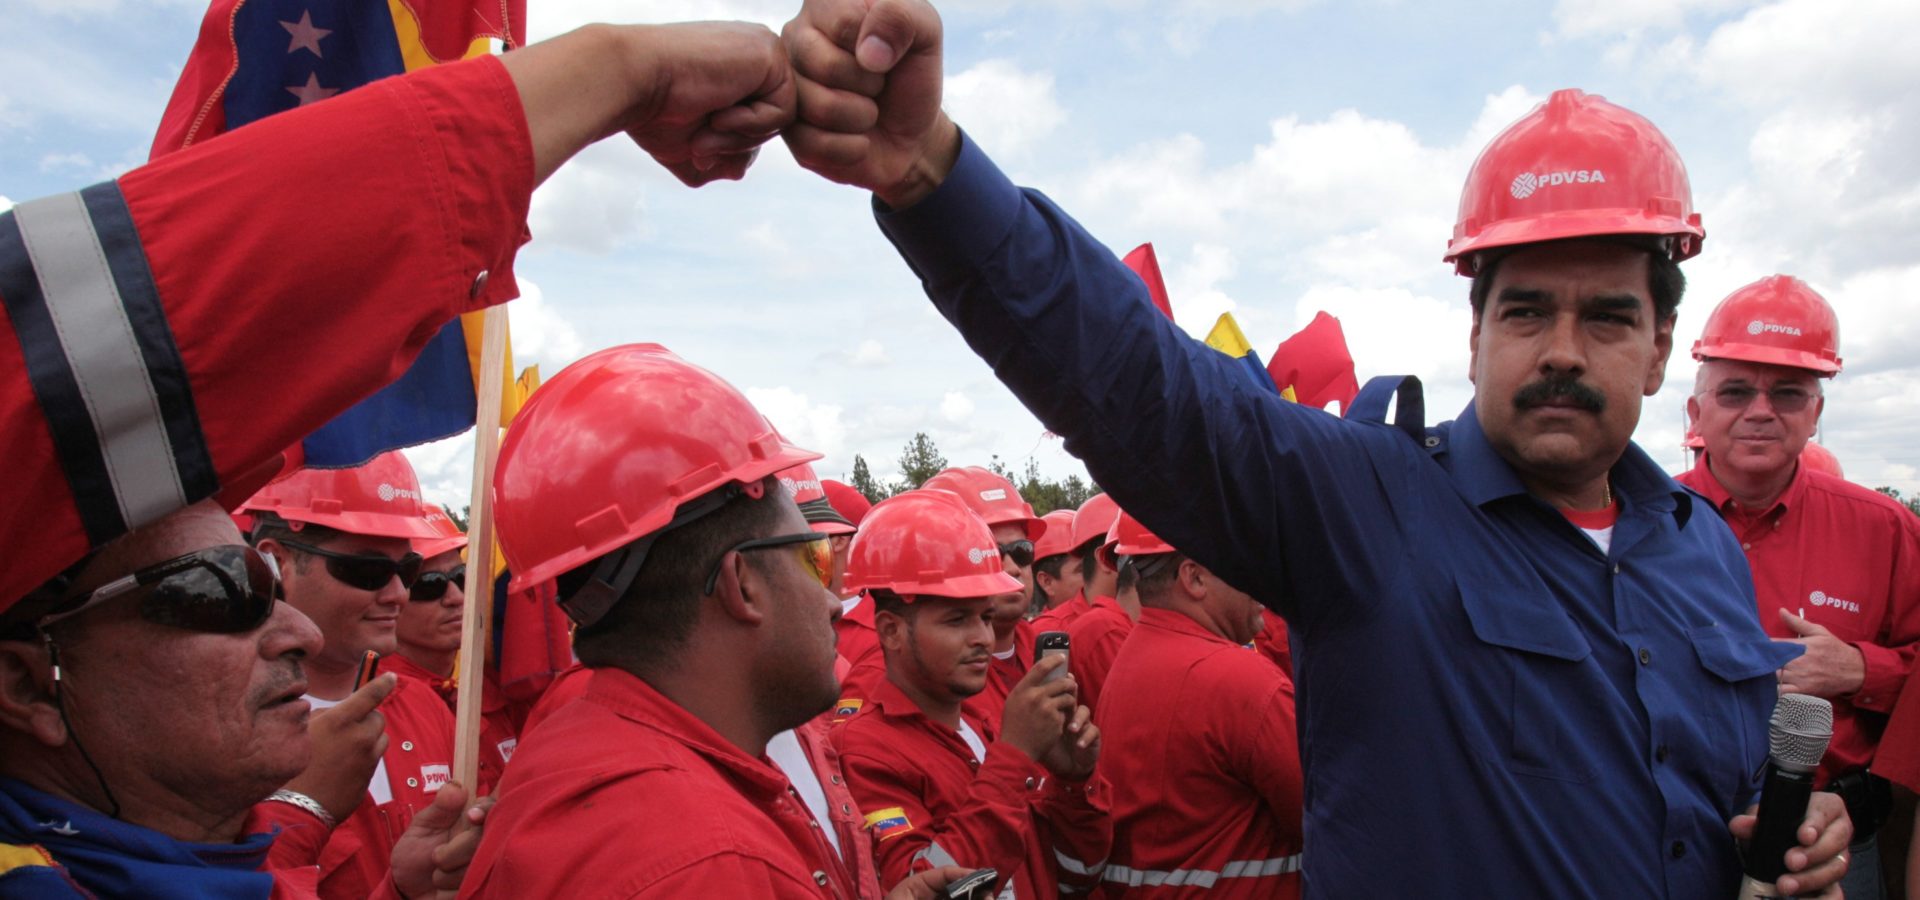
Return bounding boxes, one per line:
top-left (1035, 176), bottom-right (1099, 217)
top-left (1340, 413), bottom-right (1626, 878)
top-left (279, 539), bottom-right (423, 591)
top-left (410, 565), bottom-right (467, 603)
top-left (702, 532), bottom-right (835, 595)
top-left (40, 545), bottom-right (280, 634)
top-left (997, 540), bottom-right (1034, 568)
top-left (1704, 384), bottom-right (1818, 414)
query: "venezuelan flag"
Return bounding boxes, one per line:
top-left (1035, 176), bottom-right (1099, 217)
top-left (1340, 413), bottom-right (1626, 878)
top-left (1204, 312), bottom-right (1287, 398)
top-left (864, 807), bottom-right (916, 842)
top-left (151, 0), bottom-right (527, 468)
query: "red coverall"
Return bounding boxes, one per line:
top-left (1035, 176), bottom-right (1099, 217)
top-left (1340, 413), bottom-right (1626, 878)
top-left (1067, 595), bottom-right (1133, 714)
top-left (382, 653), bottom-right (518, 792)
top-left (1030, 594), bottom-right (1090, 635)
top-left (1095, 608), bottom-right (1303, 898)
top-left (1676, 460), bottom-right (1920, 784)
top-left (831, 677), bottom-right (1111, 899)
top-left (460, 667), bottom-right (859, 898)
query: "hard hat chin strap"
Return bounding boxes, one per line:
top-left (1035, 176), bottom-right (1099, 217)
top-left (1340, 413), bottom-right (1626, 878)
top-left (559, 482), bottom-right (750, 630)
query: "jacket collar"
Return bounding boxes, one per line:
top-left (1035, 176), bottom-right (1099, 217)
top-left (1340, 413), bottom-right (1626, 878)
top-left (1446, 401), bottom-right (1692, 528)
top-left (583, 667), bottom-right (790, 799)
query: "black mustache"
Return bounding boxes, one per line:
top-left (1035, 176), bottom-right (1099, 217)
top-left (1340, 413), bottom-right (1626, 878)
top-left (1513, 375), bottom-right (1606, 413)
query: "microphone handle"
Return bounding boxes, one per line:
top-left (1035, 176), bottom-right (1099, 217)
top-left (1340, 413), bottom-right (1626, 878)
top-left (1737, 764), bottom-right (1815, 897)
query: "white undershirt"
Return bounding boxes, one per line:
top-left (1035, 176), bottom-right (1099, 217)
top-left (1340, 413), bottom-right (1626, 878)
top-left (306, 694), bottom-right (392, 805)
top-left (1581, 526), bottom-right (1615, 555)
top-left (991, 646), bottom-right (1016, 661)
top-left (956, 719), bottom-right (988, 763)
top-left (840, 595), bottom-right (862, 616)
top-left (766, 729), bottom-right (842, 859)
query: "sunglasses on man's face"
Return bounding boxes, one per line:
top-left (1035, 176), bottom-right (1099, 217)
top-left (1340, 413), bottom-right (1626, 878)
top-left (40, 544), bottom-right (280, 634)
top-left (998, 539), bottom-right (1035, 568)
top-left (410, 565), bottom-right (467, 603)
top-left (1703, 383), bottom-right (1819, 414)
top-left (280, 539), bottom-right (423, 592)
top-left (702, 533), bottom-right (836, 595)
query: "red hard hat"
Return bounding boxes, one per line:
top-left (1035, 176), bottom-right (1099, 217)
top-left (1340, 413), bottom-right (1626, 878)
top-left (415, 504), bottom-right (468, 560)
top-left (1683, 426), bottom-right (1706, 450)
top-left (782, 463), bottom-right (857, 536)
top-left (493, 344), bottom-right (819, 594)
top-left (820, 480), bottom-right (872, 527)
top-left (920, 467), bottom-right (1047, 541)
top-left (1690, 275), bottom-right (1842, 375)
top-left (1032, 510), bottom-right (1079, 561)
top-left (240, 450), bottom-right (442, 540)
top-left (1100, 509), bottom-right (1175, 567)
top-left (842, 490), bottom-right (1024, 599)
top-left (1445, 89), bottom-right (1703, 277)
top-left (1071, 492), bottom-right (1121, 553)
top-left (1801, 442), bottom-right (1844, 479)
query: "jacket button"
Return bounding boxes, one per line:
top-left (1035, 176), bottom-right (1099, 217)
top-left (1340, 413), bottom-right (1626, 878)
top-left (401, 741), bottom-right (413, 751)
top-left (813, 871), bottom-right (828, 886)
top-left (1638, 647), bottom-right (1652, 666)
top-left (830, 775), bottom-right (842, 785)
top-left (406, 777), bottom-right (419, 788)
top-left (1670, 841), bottom-right (1686, 859)
top-left (1025, 777), bottom-right (1038, 789)
top-left (1655, 744), bottom-right (1669, 763)
top-left (841, 804), bottom-right (851, 814)
top-left (470, 270), bottom-right (490, 299)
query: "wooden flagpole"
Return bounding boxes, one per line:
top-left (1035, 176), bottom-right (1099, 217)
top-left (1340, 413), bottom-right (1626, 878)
top-left (452, 305), bottom-right (510, 793)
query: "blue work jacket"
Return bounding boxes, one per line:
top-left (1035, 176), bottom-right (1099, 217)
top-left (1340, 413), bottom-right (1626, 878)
top-left (874, 132), bottom-right (1799, 898)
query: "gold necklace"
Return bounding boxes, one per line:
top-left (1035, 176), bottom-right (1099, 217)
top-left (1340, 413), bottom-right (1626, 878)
top-left (1604, 480), bottom-right (1613, 508)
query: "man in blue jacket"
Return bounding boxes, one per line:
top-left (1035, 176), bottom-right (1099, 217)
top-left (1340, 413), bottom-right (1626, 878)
top-left (780, 1), bottom-right (1853, 895)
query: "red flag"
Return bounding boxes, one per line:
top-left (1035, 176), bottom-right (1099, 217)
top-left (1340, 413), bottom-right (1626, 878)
top-left (1122, 243), bottom-right (1174, 321)
top-left (1268, 312), bottom-right (1360, 412)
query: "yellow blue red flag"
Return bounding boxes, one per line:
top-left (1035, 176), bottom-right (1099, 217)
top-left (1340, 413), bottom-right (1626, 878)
top-left (1204, 312), bottom-right (1286, 397)
top-left (150, 0), bottom-right (525, 467)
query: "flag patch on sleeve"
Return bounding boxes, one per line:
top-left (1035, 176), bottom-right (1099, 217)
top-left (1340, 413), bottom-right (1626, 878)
top-left (864, 807), bottom-right (914, 842)
top-left (833, 698), bottom-right (864, 720)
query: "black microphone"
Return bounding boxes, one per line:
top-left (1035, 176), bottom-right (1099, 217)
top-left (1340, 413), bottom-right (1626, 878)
top-left (1736, 693), bottom-right (1833, 900)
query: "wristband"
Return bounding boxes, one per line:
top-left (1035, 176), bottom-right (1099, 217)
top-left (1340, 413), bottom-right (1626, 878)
top-left (267, 789), bottom-right (338, 829)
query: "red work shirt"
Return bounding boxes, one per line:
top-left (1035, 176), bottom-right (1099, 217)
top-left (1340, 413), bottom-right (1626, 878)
top-left (838, 595), bottom-right (881, 670)
top-left (382, 653), bottom-right (516, 792)
top-left (1677, 459), bottom-right (1920, 782)
top-left (970, 618), bottom-right (1036, 731)
top-left (1031, 594), bottom-right (1090, 635)
top-left (1068, 595), bottom-right (1134, 714)
top-left (0, 54), bottom-right (530, 610)
top-left (518, 661), bottom-right (590, 740)
top-left (831, 677), bottom-right (1111, 899)
top-left (1251, 610), bottom-right (1291, 676)
top-left (271, 676), bottom-right (457, 899)
top-left (1873, 657), bottom-right (1920, 792)
top-left (460, 667), bottom-right (855, 898)
top-left (1096, 608), bottom-right (1303, 897)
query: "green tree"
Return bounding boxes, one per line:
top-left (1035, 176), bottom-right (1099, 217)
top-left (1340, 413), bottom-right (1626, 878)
top-left (1874, 487), bottom-right (1920, 519)
top-left (849, 454), bottom-right (887, 503)
top-left (450, 505), bottom-right (471, 531)
top-left (895, 432), bottom-right (948, 493)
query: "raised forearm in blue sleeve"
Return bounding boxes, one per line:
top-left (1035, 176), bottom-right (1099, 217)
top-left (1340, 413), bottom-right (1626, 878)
top-left (874, 133), bottom-right (1414, 624)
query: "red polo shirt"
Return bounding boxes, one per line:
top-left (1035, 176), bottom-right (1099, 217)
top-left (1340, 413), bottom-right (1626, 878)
top-left (460, 667), bottom-right (855, 898)
top-left (831, 676), bottom-right (1111, 899)
top-left (1677, 458), bottom-right (1920, 783)
top-left (1096, 608), bottom-right (1303, 897)
top-left (1067, 595), bottom-right (1134, 714)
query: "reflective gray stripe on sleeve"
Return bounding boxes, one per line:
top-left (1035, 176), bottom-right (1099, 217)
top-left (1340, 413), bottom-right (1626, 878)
top-left (12, 189), bottom-right (188, 529)
top-left (1054, 848), bottom-right (1107, 877)
top-left (1100, 854), bottom-right (1302, 889)
top-left (913, 840), bottom-right (960, 869)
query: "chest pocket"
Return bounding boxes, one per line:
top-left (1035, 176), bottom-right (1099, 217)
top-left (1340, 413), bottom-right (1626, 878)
top-left (1690, 623), bottom-right (1795, 798)
top-left (1459, 584), bottom-right (1598, 784)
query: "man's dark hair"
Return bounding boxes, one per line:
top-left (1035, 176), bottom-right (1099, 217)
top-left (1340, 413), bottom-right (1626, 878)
top-left (1131, 553), bottom-right (1187, 609)
top-left (1030, 554), bottom-right (1070, 614)
top-left (1469, 242), bottom-right (1686, 323)
top-left (1075, 540), bottom-right (1104, 587)
top-left (869, 588), bottom-right (911, 619)
top-left (567, 481), bottom-right (786, 676)
top-left (1115, 557), bottom-right (1139, 595)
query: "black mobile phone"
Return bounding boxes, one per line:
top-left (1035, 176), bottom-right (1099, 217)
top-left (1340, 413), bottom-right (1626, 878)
top-left (352, 649), bottom-right (379, 691)
top-left (941, 868), bottom-right (999, 900)
top-left (1035, 631), bottom-right (1070, 683)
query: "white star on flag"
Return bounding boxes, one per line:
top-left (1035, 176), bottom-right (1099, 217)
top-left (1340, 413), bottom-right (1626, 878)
top-left (286, 73), bottom-right (339, 106)
top-left (280, 10), bottom-right (331, 58)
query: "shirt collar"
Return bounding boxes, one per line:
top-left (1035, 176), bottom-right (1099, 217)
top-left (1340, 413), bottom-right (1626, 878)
top-left (1137, 606), bottom-right (1236, 646)
top-left (1446, 401), bottom-right (1690, 525)
top-left (583, 667), bottom-right (790, 798)
top-left (1685, 451), bottom-right (1806, 520)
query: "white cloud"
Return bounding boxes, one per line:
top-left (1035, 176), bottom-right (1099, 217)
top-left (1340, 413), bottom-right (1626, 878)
top-left (747, 386), bottom-right (850, 464)
top-left (940, 391), bottom-right (976, 423)
top-left (506, 279), bottom-right (587, 374)
top-left (943, 60), bottom-right (1065, 160)
top-left (1548, 0), bottom-right (1757, 40)
top-left (526, 141), bottom-right (655, 255)
top-left (402, 432), bottom-right (477, 518)
top-left (0, 196), bottom-right (11, 214)
top-left (525, 1), bottom-right (792, 40)
top-left (846, 339), bottom-right (890, 368)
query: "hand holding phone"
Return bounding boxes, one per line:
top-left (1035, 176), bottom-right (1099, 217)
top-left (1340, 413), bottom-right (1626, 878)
top-left (1035, 631), bottom-right (1069, 684)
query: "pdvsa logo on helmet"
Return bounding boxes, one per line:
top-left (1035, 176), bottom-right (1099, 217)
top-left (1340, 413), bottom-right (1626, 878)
top-left (1747, 320), bottom-right (1804, 337)
top-left (1809, 590), bottom-right (1860, 614)
top-left (780, 477), bottom-right (821, 497)
top-left (1509, 169), bottom-right (1607, 200)
top-left (979, 489), bottom-right (1008, 502)
top-left (377, 483), bottom-right (421, 504)
top-left (966, 547), bottom-right (995, 565)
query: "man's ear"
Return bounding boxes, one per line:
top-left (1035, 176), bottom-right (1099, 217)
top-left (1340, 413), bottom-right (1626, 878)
top-left (0, 639), bottom-right (69, 747)
top-left (875, 608), bottom-right (908, 654)
top-left (1645, 313), bottom-right (1676, 396)
top-left (709, 551), bottom-right (767, 627)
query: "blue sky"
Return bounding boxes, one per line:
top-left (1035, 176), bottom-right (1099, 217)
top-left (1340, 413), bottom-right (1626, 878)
top-left (4, 0), bottom-right (1917, 508)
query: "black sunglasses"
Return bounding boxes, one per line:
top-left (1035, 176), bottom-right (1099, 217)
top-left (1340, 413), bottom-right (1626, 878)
top-left (998, 539), bottom-right (1035, 568)
top-left (410, 565), bottom-right (467, 603)
top-left (40, 544), bottom-right (279, 634)
top-left (702, 532), bottom-right (836, 595)
top-left (280, 539), bottom-right (423, 591)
